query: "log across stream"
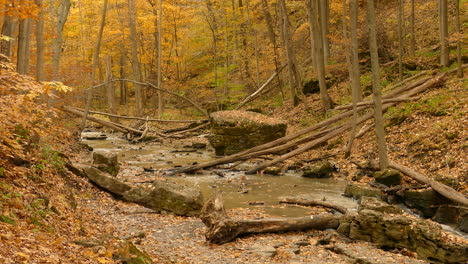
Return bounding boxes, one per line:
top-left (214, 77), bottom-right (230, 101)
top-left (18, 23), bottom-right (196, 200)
top-left (81, 132), bottom-right (358, 217)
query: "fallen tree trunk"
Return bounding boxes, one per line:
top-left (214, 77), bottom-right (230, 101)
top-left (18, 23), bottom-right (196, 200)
top-left (388, 162), bottom-right (468, 207)
top-left (69, 107), bottom-right (208, 123)
top-left (279, 198), bottom-right (348, 214)
top-left (200, 192), bottom-right (340, 244)
top-left (61, 106), bottom-right (143, 135)
top-left (335, 97), bottom-right (420, 111)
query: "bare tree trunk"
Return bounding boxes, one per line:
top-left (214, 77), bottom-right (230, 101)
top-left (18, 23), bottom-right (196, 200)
top-left (80, 0), bottom-right (109, 131)
top-left (306, 0), bottom-right (332, 111)
top-left (157, 0), bottom-right (163, 117)
top-left (409, 0), bottom-right (415, 56)
top-left (119, 53), bottom-right (127, 105)
top-left (319, 0), bottom-right (330, 64)
top-left (52, 0), bottom-right (71, 79)
top-left (106, 55), bottom-right (117, 122)
top-left (398, 0), bottom-right (404, 81)
top-left (0, 7), bottom-right (14, 57)
top-left (344, 0), bottom-right (361, 157)
top-left (439, 0), bottom-right (449, 67)
top-left (17, 18), bottom-right (31, 75)
top-left (128, 0), bottom-right (143, 116)
top-left (366, 0), bottom-right (388, 169)
top-left (455, 0), bottom-right (463, 78)
top-left (35, 0), bottom-right (45, 81)
top-left (260, 0), bottom-right (285, 100)
top-left (245, 0), bottom-right (260, 86)
top-left (279, 0), bottom-right (301, 106)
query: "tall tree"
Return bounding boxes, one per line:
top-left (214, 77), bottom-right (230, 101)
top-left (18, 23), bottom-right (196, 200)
top-left (279, 0), bottom-right (301, 106)
top-left (455, 0), bottom-right (463, 78)
top-left (52, 0), bottom-right (71, 79)
top-left (17, 18), bottom-right (31, 74)
top-left (398, 0), bottom-right (404, 81)
top-left (306, 0), bottom-right (333, 111)
top-left (81, 0), bottom-right (109, 130)
top-left (319, 0), bottom-right (330, 64)
top-left (409, 0), bottom-right (416, 56)
top-left (0, 3), bottom-right (14, 57)
top-left (366, 0), bottom-right (388, 169)
top-left (157, 0), bottom-right (163, 117)
top-left (439, 0), bottom-right (449, 67)
top-left (105, 55), bottom-right (117, 121)
top-left (35, 0), bottom-right (45, 81)
top-left (128, 0), bottom-right (143, 116)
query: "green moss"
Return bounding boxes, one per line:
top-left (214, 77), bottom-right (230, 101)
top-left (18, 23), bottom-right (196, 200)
top-left (0, 214), bottom-right (15, 225)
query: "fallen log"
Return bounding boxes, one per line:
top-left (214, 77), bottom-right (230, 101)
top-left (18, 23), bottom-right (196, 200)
top-left (388, 162), bottom-right (468, 207)
top-left (61, 106), bottom-right (143, 135)
top-left (69, 107), bottom-right (208, 124)
top-left (279, 198), bottom-right (348, 214)
top-left (335, 97), bottom-right (420, 111)
top-left (200, 192), bottom-right (340, 244)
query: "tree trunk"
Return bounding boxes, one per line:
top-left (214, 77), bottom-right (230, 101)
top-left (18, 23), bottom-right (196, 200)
top-left (128, 0), bottom-right (143, 116)
top-left (278, 0), bottom-right (302, 106)
top-left (261, 0), bottom-right (284, 100)
top-left (17, 18), bottom-right (31, 75)
top-left (439, 0), bottom-right (449, 67)
top-left (35, 0), bottom-right (45, 81)
top-left (157, 0), bottom-right (164, 117)
top-left (398, 0), bottom-right (404, 81)
top-left (106, 55), bottom-right (117, 122)
top-left (0, 8), bottom-right (14, 57)
top-left (52, 0), bottom-right (71, 79)
top-left (306, 0), bottom-right (332, 111)
top-left (366, 0), bottom-right (389, 169)
top-left (200, 192), bottom-right (340, 245)
top-left (455, 0), bottom-right (463, 78)
top-left (80, 0), bottom-right (109, 131)
top-left (319, 0), bottom-right (330, 64)
top-left (409, 0), bottom-right (415, 56)
top-left (119, 53), bottom-right (127, 105)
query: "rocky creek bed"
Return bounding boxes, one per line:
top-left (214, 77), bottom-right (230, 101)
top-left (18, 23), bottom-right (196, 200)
top-left (74, 132), bottom-right (467, 263)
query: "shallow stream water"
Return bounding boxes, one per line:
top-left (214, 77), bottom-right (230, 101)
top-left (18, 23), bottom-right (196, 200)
top-left (82, 132), bottom-right (358, 217)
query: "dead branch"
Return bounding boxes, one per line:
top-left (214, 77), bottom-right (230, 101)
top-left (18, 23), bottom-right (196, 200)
top-left (279, 198), bottom-right (348, 214)
top-left (200, 192), bottom-right (340, 244)
top-left (335, 97), bottom-right (420, 111)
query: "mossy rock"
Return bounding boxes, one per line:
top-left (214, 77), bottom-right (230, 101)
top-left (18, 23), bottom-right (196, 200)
top-left (302, 161), bottom-right (335, 178)
top-left (93, 151), bottom-right (120, 177)
top-left (114, 241), bottom-right (153, 264)
top-left (343, 183), bottom-right (384, 200)
top-left (373, 169), bottom-right (401, 187)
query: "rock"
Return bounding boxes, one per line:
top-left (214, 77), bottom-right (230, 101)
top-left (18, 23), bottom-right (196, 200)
top-left (123, 181), bottom-right (203, 217)
top-left (359, 196), bottom-right (403, 214)
top-left (338, 200), bottom-right (468, 264)
top-left (83, 167), bottom-right (131, 195)
top-left (333, 242), bottom-right (426, 264)
top-left (249, 245), bottom-right (277, 258)
top-left (343, 183), bottom-right (384, 200)
top-left (81, 132), bottom-right (107, 140)
top-left (302, 161), bottom-right (335, 178)
top-left (294, 240), bottom-right (311, 247)
top-left (93, 151), bottom-right (120, 176)
top-left (373, 169), bottom-right (401, 187)
top-left (263, 166), bottom-right (282, 175)
top-left (208, 110), bottom-right (287, 156)
top-left (401, 188), bottom-right (452, 218)
top-left (113, 241), bottom-right (153, 264)
top-left (192, 143), bottom-right (207, 149)
top-left (458, 211), bottom-right (468, 233)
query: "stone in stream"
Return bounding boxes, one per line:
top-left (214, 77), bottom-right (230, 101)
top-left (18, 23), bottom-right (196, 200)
top-left (81, 132), bottom-right (107, 140)
top-left (373, 169), bottom-right (401, 187)
top-left (93, 150), bottom-right (120, 176)
top-left (83, 166), bottom-right (203, 217)
top-left (208, 110), bottom-right (287, 156)
top-left (302, 161), bottom-right (335, 178)
top-left (343, 183), bottom-right (384, 200)
top-left (337, 197), bottom-right (468, 264)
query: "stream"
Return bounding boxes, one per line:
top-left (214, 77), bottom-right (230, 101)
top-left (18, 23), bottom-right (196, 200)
top-left (81, 132), bottom-right (358, 217)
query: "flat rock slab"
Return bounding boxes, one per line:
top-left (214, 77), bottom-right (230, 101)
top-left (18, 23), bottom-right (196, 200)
top-left (81, 132), bottom-right (107, 140)
top-left (208, 110), bottom-right (287, 156)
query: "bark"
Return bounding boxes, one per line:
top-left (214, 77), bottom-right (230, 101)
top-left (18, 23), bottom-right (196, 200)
top-left (439, 0), bottom-right (449, 67)
top-left (306, 0), bottom-right (332, 111)
top-left (157, 0), bottom-right (163, 117)
top-left (319, 0), bottom-right (330, 63)
top-left (17, 18), bottom-right (31, 74)
top-left (105, 55), bottom-right (117, 122)
top-left (200, 192), bottom-right (340, 244)
top-left (0, 9), bottom-right (13, 57)
top-left (366, 0), bottom-right (388, 169)
top-left (279, 0), bottom-right (301, 106)
top-left (376, 162), bottom-right (468, 207)
top-left (409, 0), bottom-right (415, 56)
top-left (52, 0), bottom-right (71, 79)
top-left (35, 0), bottom-right (45, 81)
top-left (336, 97), bottom-right (420, 111)
top-left (280, 198), bottom-right (348, 214)
top-left (260, 0), bottom-right (285, 99)
top-left (128, 0), bottom-right (143, 116)
top-left (80, 0), bottom-right (109, 131)
top-left (455, 0), bottom-right (463, 78)
top-left (398, 0), bottom-right (404, 81)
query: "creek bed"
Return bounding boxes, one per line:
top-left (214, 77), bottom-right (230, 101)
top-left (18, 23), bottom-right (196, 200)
top-left (82, 133), bottom-right (358, 217)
